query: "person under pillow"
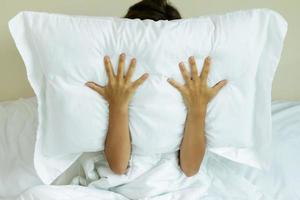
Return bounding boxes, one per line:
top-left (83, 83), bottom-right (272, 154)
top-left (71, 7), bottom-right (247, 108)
top-left (85, 0), bottom-right (227, 178)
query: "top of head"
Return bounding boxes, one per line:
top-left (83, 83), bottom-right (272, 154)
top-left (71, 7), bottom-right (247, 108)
top-left (124, 0), bottom-right (182, 21)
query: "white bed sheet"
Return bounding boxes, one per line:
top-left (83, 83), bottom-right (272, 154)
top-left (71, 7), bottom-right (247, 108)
top-left (2, 100), bottom-right (300, 200)
top-left (0, 98), bottom-right (42, 199)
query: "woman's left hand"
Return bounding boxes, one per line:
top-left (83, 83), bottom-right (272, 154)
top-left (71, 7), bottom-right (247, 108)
top-left (167, 56), bottom-right (227, 177)
top-left (167, 56), bottom-right (227, 111)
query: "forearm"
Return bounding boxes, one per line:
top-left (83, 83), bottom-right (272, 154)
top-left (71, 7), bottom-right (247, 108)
top-left (179, 105), bottom-right (207, 177)
top-left (87, 54), bottom-right (147, 175)
top-left (104, 105), bottom-right (131, 175)
top-left (168, 56), bottom-right (226, 177)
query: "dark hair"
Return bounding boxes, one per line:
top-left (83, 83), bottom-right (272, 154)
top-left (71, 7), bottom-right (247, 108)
top-left (124, 0), bottom-right (182, 21)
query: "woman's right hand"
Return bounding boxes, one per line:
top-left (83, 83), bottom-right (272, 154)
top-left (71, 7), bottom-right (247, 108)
top-left (85, 53), bottom-right (148, 174)
top-left (86, 53), bottom-right (149, 110)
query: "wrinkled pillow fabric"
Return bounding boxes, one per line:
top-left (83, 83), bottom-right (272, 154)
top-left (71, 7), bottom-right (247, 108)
top-left (9, 9), bottom-right (287, 184)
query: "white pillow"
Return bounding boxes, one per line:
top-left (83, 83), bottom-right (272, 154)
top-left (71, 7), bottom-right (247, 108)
top-left (0, 98), bottom-right (42, 198)
top-left (9, 9), bottom-right (287, 184)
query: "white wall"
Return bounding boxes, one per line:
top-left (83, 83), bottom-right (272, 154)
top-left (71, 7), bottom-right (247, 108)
top-left (1, 0), bottom-right (299, 101)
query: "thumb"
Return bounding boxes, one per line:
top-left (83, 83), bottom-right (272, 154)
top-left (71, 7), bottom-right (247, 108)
top-left (85, 82), bottom-right (105, 96)
top-left (212, 80), bottom-right (227, 93)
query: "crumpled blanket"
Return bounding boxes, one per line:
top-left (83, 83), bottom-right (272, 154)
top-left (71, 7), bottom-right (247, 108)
top-left (70, 151), bottom-right (271, 200)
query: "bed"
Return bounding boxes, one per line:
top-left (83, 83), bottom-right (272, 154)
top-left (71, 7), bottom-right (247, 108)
top-left (1, 98), bottom-right (299, 200)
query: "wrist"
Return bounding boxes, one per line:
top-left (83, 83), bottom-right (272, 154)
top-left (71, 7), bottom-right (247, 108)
top-left (109, 103), bottom-right (128, 114)
top-left (187, 104), bottom-right (207, 117)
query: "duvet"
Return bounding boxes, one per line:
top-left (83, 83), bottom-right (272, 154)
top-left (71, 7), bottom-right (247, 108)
top-left (17, 152), bottom-right (271, 200)
top-left (64, 151), bottom-right (269, 199)
top-left (12, 100), bottom-right (300, 200)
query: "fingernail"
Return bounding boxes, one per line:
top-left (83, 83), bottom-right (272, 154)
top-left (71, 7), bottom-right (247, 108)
top-left (120, 53), bottom-right (125, 58)
top-left (104, 55), bottom-right (109, 62)
top-left (179, 62), bottom-right (184, 68)
top-left (206, 56), bottom-right (211, 63)
top-left (142, 74), bottom-right (149, 80)
top-left (132, 58), bottom-right (136, 64)
top-left (167, 78), bottom-right (173, 82)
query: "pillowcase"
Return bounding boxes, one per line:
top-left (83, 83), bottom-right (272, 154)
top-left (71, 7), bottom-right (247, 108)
top-left (9, 9), bottom-right (287, 184)
top-left (0, 97), bottom-right (42, 198)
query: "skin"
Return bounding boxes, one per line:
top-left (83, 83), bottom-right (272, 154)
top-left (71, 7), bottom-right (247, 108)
top-left (86, 54), bottom-right (227, 177)
top-left (167, 56), bottom-right (227, 177)
top-left (86, 53), bottom-right (148, 174)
